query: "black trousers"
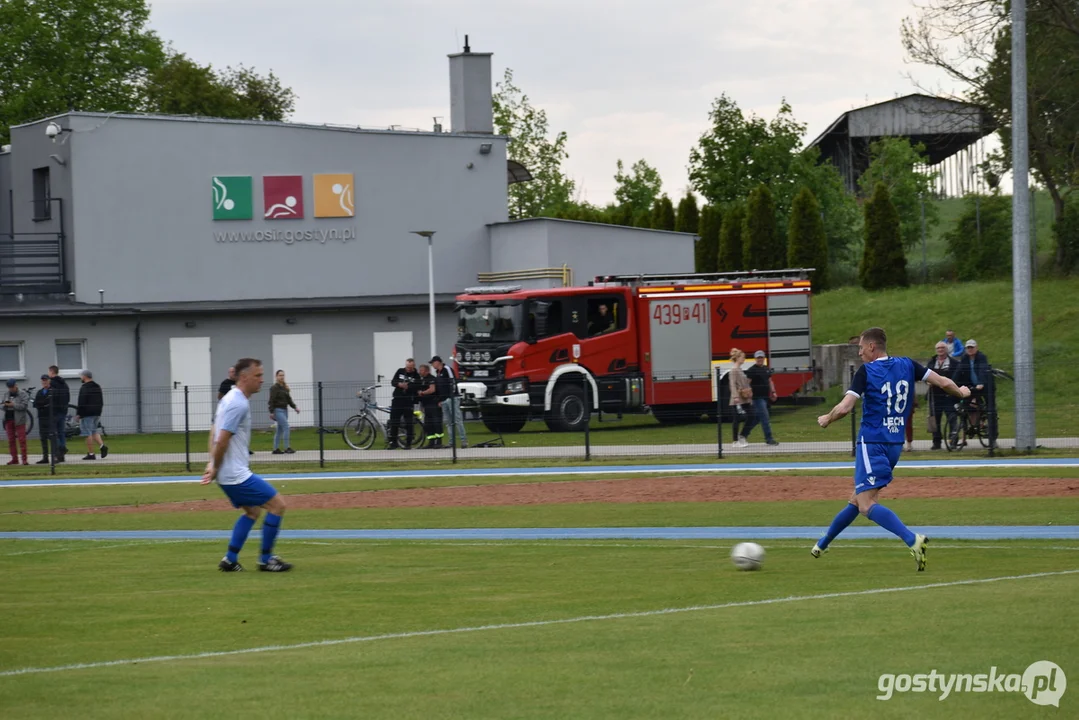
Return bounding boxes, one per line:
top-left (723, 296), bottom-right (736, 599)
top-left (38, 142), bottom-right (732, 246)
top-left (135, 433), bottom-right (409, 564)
top-left (387, 397), bottom-right (415, 446)
top-left (732, 403), bottom-right (757, 440)
top-left (422, 402), bottom-right (443, 444)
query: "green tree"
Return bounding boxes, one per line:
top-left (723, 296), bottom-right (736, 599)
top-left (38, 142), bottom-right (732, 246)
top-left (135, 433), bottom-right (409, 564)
top-left (493, 68), bottom-right (575, 219)
top-left (688, 94), bottom-right (860, 267)
top-left (787, 187), bottom-right (830, 291)
top-left (861, 182), bottom-right (908, 290)
top-left (1052, 195), bottom-right (1079, 275)
top-left (0, 0), bottom-right (165, 143)
top-left (145, 53), bottom-right (295, 121)
top-left (718, 203), bottom-right (745, 271)
top-left (633, 208), bottom-right (652, 228)
top-left (742, 184), bottom-right (782, 269)
top-left (904, 0), bottom-right (1079, 252)
top-left (614, 159), bottom-right (663, 213)
top-left (676, 192), bottom-right (700, 249)
top-left (695, 204), bottom-right (720, 272)
top-left (944, 194), bottom-right (1012, 280)
top-left (857, 138), bottom-right (938, 251)
top-left (651, 194), bottom-right (675, 231)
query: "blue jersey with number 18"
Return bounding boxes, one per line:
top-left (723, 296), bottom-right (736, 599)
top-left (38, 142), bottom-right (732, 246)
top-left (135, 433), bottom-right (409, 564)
top-left (847, 357), bottom-right (931, 444)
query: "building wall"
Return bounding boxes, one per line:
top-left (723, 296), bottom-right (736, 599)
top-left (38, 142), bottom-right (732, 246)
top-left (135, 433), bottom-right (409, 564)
top-left (3, 305), bottom-right (461, 436)
top-left (17, 114), bottom-right (508, 304)
top-left (0, 151), bottom-right (11, 235)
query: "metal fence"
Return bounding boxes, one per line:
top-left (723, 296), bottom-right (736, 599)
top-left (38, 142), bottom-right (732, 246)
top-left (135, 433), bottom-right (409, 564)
top-left (3, 363), bottom-right (1074, 475)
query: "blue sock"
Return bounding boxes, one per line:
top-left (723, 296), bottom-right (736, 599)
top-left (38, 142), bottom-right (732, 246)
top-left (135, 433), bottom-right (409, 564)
top-left (867, 504), bottom-right (916, 547)
top-left (226, 514), bottom-right (256, 563)
top-left (260, 513), bottom-right (283, 564)
top-left (819, 503), bottom-right (859, 549)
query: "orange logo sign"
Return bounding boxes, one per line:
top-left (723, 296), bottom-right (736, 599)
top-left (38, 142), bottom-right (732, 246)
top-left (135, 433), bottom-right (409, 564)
top-left (313, 173), bottom-right (355, 218)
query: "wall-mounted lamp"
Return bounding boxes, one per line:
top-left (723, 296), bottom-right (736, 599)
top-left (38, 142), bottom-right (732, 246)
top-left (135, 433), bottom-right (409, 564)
top-left (386, 315), bottom-right (399, 323)
top-left (49, 153), bottom-right (66, 167)
top-left (479, 143), bottom-right (492, 155)
top-left (184, 321), bottom-right (197, 329)
top-left (98, 289), bottom-right (104, 307)
top-left (45, 122), bottom-right (72, 144)
top-left (285, 317), bottom-right (297, 325)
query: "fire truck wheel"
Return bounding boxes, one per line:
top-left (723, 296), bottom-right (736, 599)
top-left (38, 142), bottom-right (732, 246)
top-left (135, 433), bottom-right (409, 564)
top-left (481, 409), bottom-right (528, 434)
top-left (547, 384), bottom-right (588, 432)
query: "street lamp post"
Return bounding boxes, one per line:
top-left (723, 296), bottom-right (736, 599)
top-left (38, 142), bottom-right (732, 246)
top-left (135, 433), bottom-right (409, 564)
top-left (410, 231), bottom-right (437, 359)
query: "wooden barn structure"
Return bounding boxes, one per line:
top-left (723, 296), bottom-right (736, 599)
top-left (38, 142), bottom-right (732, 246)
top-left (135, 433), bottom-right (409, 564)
top-left (808, 94), bottom-right (995, 197)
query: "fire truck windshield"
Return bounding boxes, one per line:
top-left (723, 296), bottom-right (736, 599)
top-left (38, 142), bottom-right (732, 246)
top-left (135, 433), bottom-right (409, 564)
top-left (457, 303), bottom-right (523, 343)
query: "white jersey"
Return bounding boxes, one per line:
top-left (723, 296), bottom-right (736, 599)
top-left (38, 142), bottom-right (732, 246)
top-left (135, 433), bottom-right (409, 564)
top-left (213, 387), bottom-right (253, 486)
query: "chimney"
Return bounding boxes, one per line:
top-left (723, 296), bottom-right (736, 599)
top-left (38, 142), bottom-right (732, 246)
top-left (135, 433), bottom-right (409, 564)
top-left (448, 35), bottom-right (493, 134)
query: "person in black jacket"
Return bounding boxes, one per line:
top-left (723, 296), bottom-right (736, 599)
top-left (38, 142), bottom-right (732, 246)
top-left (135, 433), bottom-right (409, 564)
top-left (416, 364), bottom-right (443, 448)
top-left (386, 359), bottom-right (420, 449)
top-left (75, 370), bottom-right (108, 460)
top-left (46, 365), bottom-right (70, 462)
top-left (926, 342), bottom-right (959, 449)
top-left (952, 339), bottom-right (992, 429)
top-left (32, 375), bottom-right (52, 464)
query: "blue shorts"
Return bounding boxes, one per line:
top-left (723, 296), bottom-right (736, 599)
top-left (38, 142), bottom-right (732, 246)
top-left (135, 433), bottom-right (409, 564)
top-left (219, 474), bottom-right (277, 508)
top-left (79, 416), bottom-right (100, 436)
top-left (854, 442), bottom-right (902, 494)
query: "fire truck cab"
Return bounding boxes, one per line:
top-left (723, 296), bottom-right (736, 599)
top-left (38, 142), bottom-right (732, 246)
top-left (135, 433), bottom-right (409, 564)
top-left (453, 270), bottom-right (814, 433)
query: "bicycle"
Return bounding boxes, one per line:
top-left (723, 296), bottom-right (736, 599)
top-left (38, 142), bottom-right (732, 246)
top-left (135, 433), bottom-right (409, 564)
top-left (341, 385), bottom-right (427, 450)
top-left (943, 367), bottom-right (1011, 452)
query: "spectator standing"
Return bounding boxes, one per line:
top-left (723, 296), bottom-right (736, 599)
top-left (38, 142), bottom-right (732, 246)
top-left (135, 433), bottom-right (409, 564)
top-left (941, 330), bottom-right (963, 359)
top-left (926, 342), bottom-right (959, 450)
top-left (75, 370), bottom-right (108, 460)
top-left (4, 379), bottom-right (30, 465)
top-left (745, 350), bottom-right (779, 446)
top-left (46, 365), bottom-right (70, 463)
top-left (387, 359), bottom-right (420, 449)
top-left (268, 370), bottom-right (299, 455)
top-left (32, 375), bottom-right (51, 464)
top-left (218, 366), bottom-right (237, 400)
top-left (727, 348), bottom-right (757, 447)
top-left (432, 355), bottom-right (467, 449)
top-left (416, 364), bottom-right (443, 448)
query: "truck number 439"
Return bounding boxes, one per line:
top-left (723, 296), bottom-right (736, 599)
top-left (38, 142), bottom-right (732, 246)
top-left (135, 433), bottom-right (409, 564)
top-left (652, 301), bottom-right (708, 326)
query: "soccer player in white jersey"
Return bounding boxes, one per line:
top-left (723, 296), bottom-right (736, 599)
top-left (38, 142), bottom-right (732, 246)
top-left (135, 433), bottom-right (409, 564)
top-left (202, 358), bottom-right (292, 572)
top-left (815, 327), bottom-right (969, 570)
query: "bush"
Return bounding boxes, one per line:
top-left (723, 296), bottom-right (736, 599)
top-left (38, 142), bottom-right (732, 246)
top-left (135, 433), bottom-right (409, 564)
top-left (944, 194), bottom-right (1012, 281)
top-left (860, 182), bottom-right (908, 289)
top-left (695, 205), bottom-right (720, 272)
top-left (787, 187), bottom-right (829, 292)
top-left (719, 203), bottom-right (745, 271)
top-left (1054, 195), bottom-right (1079, 275)
top-left (742, 184), bottom-right (782, 269)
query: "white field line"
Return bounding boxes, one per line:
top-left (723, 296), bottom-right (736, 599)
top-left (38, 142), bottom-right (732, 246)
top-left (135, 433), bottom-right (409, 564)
top-left (287, 540), bottom-right (1079, 551)
top-left (0, 540), bottom-right (196, 557)
top-left (2, 569), bottom-right (1076, 678)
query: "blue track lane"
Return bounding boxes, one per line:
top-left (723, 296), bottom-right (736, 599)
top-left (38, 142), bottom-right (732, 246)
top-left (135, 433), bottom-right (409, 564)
top-left (2, 457), bottom-right (1077, 488)
top-left (2, 527), bottom-right (1079, 541)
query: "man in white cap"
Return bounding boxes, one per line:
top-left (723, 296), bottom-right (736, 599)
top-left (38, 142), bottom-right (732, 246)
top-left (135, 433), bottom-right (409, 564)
top-left (745, 350), bottom-right (779, 446)
top-left (953, 339), bottom-right (991, 429)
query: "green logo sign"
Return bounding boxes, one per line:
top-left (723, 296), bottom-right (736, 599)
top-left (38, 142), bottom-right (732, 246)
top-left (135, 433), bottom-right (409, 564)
top-left (212, 176), bottom-right (253, 220)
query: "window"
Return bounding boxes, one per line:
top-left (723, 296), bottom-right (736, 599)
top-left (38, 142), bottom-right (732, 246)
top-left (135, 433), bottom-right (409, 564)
top-left (33, 166), bottom-right (51, 220)
top-left (0, 342), bottom-right (24, 380)
top-left (585, 296), bottom-right (625, 338)
top-left (55, 340), bottom-right (86, 376)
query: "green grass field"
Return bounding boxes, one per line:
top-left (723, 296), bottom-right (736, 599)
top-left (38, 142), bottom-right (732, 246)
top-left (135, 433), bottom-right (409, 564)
top-left (2, 463), bottom-right (1078, 718)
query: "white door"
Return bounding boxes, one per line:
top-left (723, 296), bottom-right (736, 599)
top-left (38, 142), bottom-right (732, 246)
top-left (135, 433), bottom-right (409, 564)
top-left (170, 337), bottom-right (212, 432)
top-left (374, 331), bottom-right (413, 408)
top-left (272, 333), bottom-right (314, 428)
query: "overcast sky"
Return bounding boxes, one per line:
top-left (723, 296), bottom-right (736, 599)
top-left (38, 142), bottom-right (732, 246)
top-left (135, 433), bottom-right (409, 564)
top-left (148, 0), bottom-right (960, 205)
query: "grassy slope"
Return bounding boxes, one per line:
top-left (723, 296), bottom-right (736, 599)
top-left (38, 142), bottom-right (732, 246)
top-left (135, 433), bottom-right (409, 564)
top-left (811, 276), bottom-right (1079, 438)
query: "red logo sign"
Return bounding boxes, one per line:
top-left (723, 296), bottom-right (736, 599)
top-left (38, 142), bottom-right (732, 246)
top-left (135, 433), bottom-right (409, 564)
top-left (263, 176), bottom-right (304, 220)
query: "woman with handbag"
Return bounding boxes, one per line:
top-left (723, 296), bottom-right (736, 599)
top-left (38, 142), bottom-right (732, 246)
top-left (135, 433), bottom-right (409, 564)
top-left (728, 348), bottom-right (757, 447)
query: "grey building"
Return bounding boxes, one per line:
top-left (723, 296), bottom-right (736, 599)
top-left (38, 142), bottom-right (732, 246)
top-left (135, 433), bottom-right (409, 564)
top-left (0, 46), bottom-right (694, 436)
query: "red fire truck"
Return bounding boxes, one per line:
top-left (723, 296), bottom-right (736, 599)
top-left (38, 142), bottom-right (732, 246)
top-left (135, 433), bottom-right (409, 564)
top-left (453, 269), bottom-right (814, 433)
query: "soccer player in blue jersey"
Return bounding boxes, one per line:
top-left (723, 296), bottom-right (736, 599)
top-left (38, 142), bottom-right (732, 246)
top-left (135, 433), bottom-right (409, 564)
top-left (814, 327), bottom-right (970, 570)
top-left (202, 358), bottom-right (292, 572)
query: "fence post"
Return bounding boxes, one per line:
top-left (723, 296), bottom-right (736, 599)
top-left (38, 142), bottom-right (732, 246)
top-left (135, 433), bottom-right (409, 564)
top-left (47, 397), bottom-right (55, 475)
top-left (716, 366), bottom-right (724, 459)
top-left (583, 376), bottom-right (591, 462)
top-left (184, 385), bottom-right (191, 472)
top-left (318, 382), bottom-right (325, 469)
top-left (987, 369), bottom-right (997, 457)
top-left (849, 365), bottom-right (857, 458)
top-left (451, 397), bottom-right (458, 464)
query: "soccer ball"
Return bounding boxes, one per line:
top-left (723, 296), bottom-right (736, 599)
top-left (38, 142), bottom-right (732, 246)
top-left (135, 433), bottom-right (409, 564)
top-left (731, 542), bottom-right (765, 571)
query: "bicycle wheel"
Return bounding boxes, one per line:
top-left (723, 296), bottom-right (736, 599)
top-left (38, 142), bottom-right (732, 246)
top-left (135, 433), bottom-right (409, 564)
top-left (342, 415), bottom-right (377, 450)
top-left (399, 412), bottom-right (426, 449)
top-left (943, 413), bottom-right (962, 452)
top-left (976, 414), bottom-right (991, 448)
